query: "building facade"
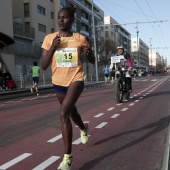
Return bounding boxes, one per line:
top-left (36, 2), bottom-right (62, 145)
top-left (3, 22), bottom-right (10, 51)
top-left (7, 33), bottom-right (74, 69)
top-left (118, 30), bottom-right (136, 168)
top-left (1, 0), bottom-right (105, 81)
top-left (104, 16), bottom-right (131, 54)
top-left (149, 51), bottom-right (166, 71)
top-left (131, 37), bottom-right (149, 70)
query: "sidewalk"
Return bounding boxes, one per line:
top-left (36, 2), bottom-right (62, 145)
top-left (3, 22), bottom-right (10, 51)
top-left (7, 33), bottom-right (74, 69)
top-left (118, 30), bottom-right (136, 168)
top-left (0, 81), bottom-right (105, 100)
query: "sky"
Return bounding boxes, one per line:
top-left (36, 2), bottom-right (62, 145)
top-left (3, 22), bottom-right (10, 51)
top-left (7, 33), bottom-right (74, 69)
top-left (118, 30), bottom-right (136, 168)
top-left (93, 0), bottom-right (170, 65)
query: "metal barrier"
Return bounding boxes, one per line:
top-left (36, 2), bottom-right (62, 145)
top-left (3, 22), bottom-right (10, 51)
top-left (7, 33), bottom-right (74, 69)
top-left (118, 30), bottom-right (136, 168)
top-left (10, 73), bottom-right (103, 89)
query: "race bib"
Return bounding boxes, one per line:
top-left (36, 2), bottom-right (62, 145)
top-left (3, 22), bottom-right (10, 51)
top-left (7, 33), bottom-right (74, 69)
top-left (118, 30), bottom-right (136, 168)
top-left (55, 48), bottom-right (78, 67)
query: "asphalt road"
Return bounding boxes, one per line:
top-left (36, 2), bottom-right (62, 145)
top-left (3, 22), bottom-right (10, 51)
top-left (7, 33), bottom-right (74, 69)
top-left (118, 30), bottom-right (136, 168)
top-left (0, 75), bottom-right (170, 170)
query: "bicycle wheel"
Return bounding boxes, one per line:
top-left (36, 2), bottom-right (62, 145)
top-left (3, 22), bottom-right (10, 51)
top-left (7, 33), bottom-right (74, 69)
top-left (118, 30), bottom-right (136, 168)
top-left (124, 78), bottom-right (130, 99)
top-left (114, 77), bottom-right (123, 103)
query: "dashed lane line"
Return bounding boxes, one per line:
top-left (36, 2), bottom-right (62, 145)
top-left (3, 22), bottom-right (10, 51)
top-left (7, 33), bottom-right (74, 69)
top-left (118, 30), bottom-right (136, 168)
top-left (129, 103), bottom-right (135, 106)
top-left (107, 107), bottom-right (115, 111)
top-left (0, 153), bottom-right (32, 170)
top-left (94, 113), bottom-right (104, 117)
top-left (110, 114), bottom-right (120, 118)
top-left (95, 122), bottom-right (108, 128)
top-left (134, 100), bottom-right (140, 102)
top-left (121, 108), bottom-right (128, 111)
top-left (47, 134), bottom-right (62, 143)
top-left (72, 135), bottom-right (90, 145)
top-left (32, 156), bottom-right (60, 170)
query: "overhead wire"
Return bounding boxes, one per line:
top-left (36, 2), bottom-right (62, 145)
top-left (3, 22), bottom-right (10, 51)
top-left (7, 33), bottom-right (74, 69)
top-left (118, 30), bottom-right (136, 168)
top-left (97, 0), bottom-right (156, 20)
top-left (145, 0), bottom-right (168, 51)
top-left (134, 0), bottom-right (162, 46)
top-left (96, 0), bottom-right (126, 23)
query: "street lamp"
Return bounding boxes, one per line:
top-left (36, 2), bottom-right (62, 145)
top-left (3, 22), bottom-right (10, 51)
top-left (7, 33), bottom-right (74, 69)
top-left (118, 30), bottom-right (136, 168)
top-left (150, 38), bottom-right (152, 71)
top-left (136, 26), bottom-right (139, 70)
top-left (92, 0), bottom-right (99, 82)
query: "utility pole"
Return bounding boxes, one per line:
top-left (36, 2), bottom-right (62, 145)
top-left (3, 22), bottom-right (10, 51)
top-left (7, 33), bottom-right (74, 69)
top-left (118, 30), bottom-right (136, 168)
top-left (136, 25), bottom-right (140, 70)
top-left (91, 0), bottom-right (99, 82)
top-left (150, 38), bottom-right (152, 71)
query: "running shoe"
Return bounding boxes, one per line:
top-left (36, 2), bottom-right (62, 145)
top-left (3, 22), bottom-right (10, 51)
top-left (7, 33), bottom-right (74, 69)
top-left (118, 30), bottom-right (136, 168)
top-left (80, 123), bottom-right (89, 144)
top-left (37, 92), bottom-right (39, 96)
top-left (57, 154), bottom-right (73, 170)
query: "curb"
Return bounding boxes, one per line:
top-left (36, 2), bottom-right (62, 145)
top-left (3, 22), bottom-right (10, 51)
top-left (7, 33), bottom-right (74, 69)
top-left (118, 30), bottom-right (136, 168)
top-left (162, 121), bottom-right (170, 170)
top-left (0, 81), bottom-right (105, 100)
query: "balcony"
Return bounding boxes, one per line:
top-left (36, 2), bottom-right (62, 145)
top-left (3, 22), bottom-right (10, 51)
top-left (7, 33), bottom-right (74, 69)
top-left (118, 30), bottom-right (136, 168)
top-left (80, 30), bottom-right (89, 37)
top-left (14, 42), bottom-right (41, 57)
top-left (72, 0), bottom-right (102, 20)
top-left (13, 22), bottom-right (35, 39)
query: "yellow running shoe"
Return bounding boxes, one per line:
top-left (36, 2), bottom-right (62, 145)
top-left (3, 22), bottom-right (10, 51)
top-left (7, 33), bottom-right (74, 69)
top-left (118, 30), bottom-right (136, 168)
top-left (57, 154), bottom-right (73, 170)
top-left (80, 123), bottom-right (89, 144)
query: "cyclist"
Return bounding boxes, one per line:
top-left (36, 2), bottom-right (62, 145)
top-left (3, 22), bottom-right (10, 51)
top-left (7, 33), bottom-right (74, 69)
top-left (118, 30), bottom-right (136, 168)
top-left (114, 46), bottom-right (132, 91)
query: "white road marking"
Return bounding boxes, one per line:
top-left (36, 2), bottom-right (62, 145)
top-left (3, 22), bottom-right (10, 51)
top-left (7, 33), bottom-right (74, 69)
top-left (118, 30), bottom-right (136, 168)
top-left (134, 100), bottom-right (140, 102)
top-left (107, 107), bottom-right (114, 111)
top-left (134, 94), bottom-right (138, 96)
top-left (129, 103), bottom-right (135, 106)
top-left (94, 113), bottom-right (104, 117)
top-left (121, 108), bottom-right (128, 111)
top-left (0, 153), bottom-right (32, 169)
top-left (139, 97), bottom-right (143, 99)
top-left (72, 135), bottom-right (90, 145)
top-left (110, 114), bottom-right (120, 118)
top-left (75, 121), bottom-right (90, 127)
top-left (47, 134), bottom-right (62, 143)
top-left (95, 122), bottom-right (108, 128)
top-left (32, 156), bottom-right (60, 170)
top-left (117, 103), bottom-right (122, 105)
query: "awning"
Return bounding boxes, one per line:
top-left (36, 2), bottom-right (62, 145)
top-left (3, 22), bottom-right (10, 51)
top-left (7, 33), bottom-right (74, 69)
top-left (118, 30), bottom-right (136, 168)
top-left (0, 32), bottom-right (15, 49)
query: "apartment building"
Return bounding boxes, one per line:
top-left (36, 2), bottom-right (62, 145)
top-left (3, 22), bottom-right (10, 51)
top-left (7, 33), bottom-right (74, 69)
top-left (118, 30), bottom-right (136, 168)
top-left (131, 37), bottom-right (149, 70)
top-left (149, 50), bottom-right (165, 71)
top-left (1, 0), bottom-right (104, 80)
top-left (11, 0), bottom-right (61, 76)
top-left (104, 16), bottom-right (131, 54)
top-left (70, 0), bottom-right (104, 77)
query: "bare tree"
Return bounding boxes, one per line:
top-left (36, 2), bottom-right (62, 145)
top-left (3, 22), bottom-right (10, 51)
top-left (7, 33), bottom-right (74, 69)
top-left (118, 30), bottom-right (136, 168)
top-left (97, 38), bottom-right (117, 65)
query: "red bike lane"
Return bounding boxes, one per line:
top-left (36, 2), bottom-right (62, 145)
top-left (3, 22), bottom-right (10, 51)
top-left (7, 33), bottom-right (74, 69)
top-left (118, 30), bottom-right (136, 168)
top-left (0, 76), bottom-right (169, 170)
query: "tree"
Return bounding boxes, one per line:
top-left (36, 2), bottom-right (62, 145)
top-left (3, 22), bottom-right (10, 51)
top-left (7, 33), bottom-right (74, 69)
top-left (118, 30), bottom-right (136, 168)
top-left (97, 38), bottom-right (117, 65)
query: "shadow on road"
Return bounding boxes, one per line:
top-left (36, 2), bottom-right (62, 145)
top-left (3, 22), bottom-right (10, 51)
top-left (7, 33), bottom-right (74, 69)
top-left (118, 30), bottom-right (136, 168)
top-left (80, 115), bottom-right (170, 170)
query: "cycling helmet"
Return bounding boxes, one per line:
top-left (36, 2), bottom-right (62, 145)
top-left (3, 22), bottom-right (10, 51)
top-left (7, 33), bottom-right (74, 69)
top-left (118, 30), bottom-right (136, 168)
top-left (117, 46), bottom-right (124, 50)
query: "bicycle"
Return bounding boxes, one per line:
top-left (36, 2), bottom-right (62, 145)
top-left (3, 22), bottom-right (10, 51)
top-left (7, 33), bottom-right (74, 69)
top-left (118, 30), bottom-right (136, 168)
top-left (111, 56), bottom-right (131, 103)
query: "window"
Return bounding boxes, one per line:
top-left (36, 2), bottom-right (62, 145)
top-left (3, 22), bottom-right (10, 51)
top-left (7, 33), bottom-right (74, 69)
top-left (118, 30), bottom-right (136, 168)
top-left (38, 23), bottom-right (46, 33)
top-left (37, 5), bottom-right (45, 15)
top-left (105, 31), bottom-right (108, 38)
top-left (51, 12), bottom-right (54, 19)
top-left (51, 28), bottom-right (55, 33)
top-left (24, 3), bottom-right (30, 17)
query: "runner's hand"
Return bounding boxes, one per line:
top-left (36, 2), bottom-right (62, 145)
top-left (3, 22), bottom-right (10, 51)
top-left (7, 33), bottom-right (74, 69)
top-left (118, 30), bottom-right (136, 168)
top-left (83, 47), bottom-right (95, 64)
top-left (51, 35), bottom-right (61, 50)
